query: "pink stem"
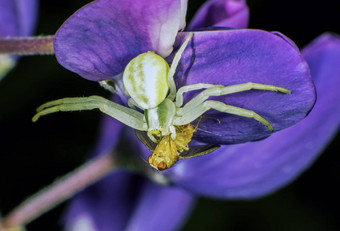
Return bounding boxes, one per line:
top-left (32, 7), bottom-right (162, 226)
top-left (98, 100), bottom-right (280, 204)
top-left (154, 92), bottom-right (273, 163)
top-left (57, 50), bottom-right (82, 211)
top-left (0, 36), bottom-right (54, 55)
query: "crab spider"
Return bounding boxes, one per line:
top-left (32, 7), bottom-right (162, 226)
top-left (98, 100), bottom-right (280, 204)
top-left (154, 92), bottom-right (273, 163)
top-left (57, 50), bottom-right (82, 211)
top-left (33, 32), bottom-right (291, 170)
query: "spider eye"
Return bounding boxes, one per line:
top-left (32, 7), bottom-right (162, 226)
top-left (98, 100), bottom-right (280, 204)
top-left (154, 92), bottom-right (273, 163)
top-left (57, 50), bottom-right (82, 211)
top-left (123, 52), bottom-right (170, 109)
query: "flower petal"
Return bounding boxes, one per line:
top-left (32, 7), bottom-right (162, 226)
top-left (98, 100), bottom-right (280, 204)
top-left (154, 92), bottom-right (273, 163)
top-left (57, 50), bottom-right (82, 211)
top-left (91, 114), bottom-right (124, 156)
top-left (64, 172), bottom-right (194, 231)
top-left (64, 95), bottom-right (194, 230)
top-left (126, 181), bottom-right (194, 231)
top-left (64, 96), bottom-right (131, 231)
top-left (188, 0), bottom-right (249, 29)
top-left (170, 30), bottom-right (315, 144)
top-left (169, 33), bottom-right (340, 199)
top-left (0, 0), bottom-right (38, 37)
top-left (54, 0), bottom-right (187, 81)
top-left (64, 171), bottom-right (145, 231)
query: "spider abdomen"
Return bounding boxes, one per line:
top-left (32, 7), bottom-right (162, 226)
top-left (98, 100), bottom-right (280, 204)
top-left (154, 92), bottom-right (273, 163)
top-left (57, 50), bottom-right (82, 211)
top-left (123, 52), bottom-right (170, 109)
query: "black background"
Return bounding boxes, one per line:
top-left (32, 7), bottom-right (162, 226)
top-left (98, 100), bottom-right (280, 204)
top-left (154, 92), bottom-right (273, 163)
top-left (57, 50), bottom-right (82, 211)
top-left (0, 0), bottom-right (340, 230)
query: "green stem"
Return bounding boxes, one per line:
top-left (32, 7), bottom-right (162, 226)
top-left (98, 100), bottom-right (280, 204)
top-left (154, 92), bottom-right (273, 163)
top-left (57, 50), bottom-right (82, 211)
top-left (0, 152), bottom-right (115, 229)
top-left (0, 36), bottom-right (54, 55)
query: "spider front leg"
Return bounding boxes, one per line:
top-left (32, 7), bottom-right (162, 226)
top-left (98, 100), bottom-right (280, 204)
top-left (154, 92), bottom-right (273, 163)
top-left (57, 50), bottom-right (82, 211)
top-left (33, 95), bottom-right (146, 131)
top-left (177, 82), bottom-right (291, 116)
top-left (175, 83), bottom-right (222, 107)
top-left (127, 97), bottom-right (139, 109)
top-left (167, 32), bottom-right (193, 101)
top-left (174, 100), bottom-right (273, 131)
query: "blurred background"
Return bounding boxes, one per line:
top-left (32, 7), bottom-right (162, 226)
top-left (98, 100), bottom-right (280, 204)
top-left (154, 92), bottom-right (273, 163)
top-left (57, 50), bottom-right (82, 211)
top-left (0, 0), bottom-right (339, 230)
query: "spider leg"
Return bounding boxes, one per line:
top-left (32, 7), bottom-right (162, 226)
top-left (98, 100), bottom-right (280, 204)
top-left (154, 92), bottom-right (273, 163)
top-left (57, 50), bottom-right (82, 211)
top-left (175, 83), bottom-right (221, 107)
top-left (128, 97), bottom-right (139, 109)
top-left (167, 32), bottom-right (193, 101)
top-left (177, 82), bottom-right (290, 116)
top-left (33, 95), bottom-right (146, 131)
top-left (173, 100), bottom-right (273, 131)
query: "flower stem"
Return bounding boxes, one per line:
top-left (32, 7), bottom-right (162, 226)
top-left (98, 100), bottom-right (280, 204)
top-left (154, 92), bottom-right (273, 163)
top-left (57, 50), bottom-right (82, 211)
top-left (0, 36), bottom-right (54, 55)
top-left (0, 152), bottom-right (115, 229)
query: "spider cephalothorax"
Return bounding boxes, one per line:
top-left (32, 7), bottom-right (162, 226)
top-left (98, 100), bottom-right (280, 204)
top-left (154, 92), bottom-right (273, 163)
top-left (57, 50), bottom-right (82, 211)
top-left (33, 32), bottom-right (291, 170)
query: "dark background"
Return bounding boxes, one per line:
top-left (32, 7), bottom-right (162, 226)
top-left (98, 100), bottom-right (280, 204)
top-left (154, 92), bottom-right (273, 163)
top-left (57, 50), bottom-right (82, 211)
top-left (1, 0), bottom-right (340, 230)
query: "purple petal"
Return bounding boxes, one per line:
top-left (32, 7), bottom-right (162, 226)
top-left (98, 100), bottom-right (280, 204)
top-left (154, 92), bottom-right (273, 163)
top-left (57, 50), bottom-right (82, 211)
top-left (54, 0), bottom-right (187, 81)
top-left (0, 0), bottom-right (38, 37)
top-left (170, 30), bottom-right (315, 144)
top-left (169, 33), bottom-right (340, 199)
top-left (188, 0), bottom-right (249, 29)
top-left (64, 172), bottom-right (194, 231)
top-left (64, 171), bottom-right (144, 231)
top-left (63, 109), bottom-right (137, 230)
top-left (126, 181), bottom-right (194, 231)
top-left (64, 96), bottom-right (130, 230)
top-left (64, 123), bottom-right (194, 230)
top-left (64, 95), bottom-right (194, 230)
top-left (91, 104), bottom-right (125, 156)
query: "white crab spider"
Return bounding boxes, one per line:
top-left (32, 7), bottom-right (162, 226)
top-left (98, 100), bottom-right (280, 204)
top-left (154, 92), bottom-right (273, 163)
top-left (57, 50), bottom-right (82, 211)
top-left (33, 32), bottom-right (291, 170)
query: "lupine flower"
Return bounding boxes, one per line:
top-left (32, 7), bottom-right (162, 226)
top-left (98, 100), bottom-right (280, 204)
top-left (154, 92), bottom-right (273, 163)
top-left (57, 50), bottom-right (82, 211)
top-left (64, 33), bottom-right (340, 230)
top-left (169, 33), bottom-right (340, 198)
top-left (0, 0), bottom-right (38, 80)
top-left (54, 0), bottom-right (314, 145)
top-left (47, 0), bottom-right (320, 230)
top-left (188, 0), bottom-right (249, 29)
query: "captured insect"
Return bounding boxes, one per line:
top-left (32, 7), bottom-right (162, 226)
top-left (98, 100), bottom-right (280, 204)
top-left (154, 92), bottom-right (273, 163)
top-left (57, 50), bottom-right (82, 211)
top-left (33, 32), bottom-right (291, 170)
top-left (135, 117), bottom-right (220, 170)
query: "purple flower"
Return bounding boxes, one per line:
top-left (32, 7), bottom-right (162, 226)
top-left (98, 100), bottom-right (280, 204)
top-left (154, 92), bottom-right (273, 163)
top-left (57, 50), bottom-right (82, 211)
top-left (0, 0), bottom-right (38, 80)
top-left (188, 0), bottom-right (249, 29)
top-left (171, 33), bottom-right (340, 198)
top-left (54, 0), bottom-right (314, 144)
top-left (49, 0), bottom-right (322, 230)
top-left (64, 33), bottom-right (340, 230)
